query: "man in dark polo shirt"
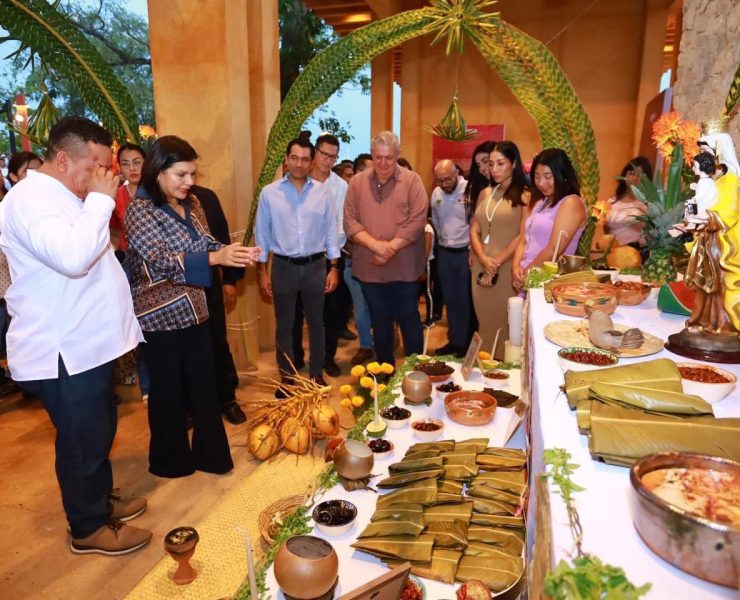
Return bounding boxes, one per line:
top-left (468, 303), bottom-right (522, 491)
top-left (343, 131), bottom-right (428, 365)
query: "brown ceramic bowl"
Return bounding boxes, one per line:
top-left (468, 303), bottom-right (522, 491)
top-left (614, 280), bottom-right (651, 306)
top-left (273, 535), bottom-right (339, 599)
top-left (551, 282), bottom-right (619, 317)
top-left (333, 439), bottom-right (374, 480)
top-left (402, 371), bottom-right (433, 402)
top-left (444, 390), bottom-right (498, 426)
top-left (630, 452), bottom-right (740, 588)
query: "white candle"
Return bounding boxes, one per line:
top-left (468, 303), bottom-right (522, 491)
top-left (504, 340), bottom-right (522, 363)
top-left (373, 377), bottom-right (379, 424)
top-left (246, 534), bottom-right (258, 598)
top-left (508, 296), bottom-right (524, 347)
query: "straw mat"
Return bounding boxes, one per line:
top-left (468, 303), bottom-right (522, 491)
top-left (125, 453), bottom-right (325, 600)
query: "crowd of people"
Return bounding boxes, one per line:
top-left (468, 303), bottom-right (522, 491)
top-left (0, 114), bottom-right (654, 559)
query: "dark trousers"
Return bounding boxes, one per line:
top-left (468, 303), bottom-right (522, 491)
top-left (430, 253), bottom-right (445, 318)
top-left (272, 258), bottom-right (326, 377)
top-left (144, 322), bottom-right (233, 478)
top-left (361, 281), bottom-right (423, 364)
top-left (437, 247), bottom-right (474, 349)
top-left (21, 357), bottom-right (117, 538)
top-left (205, 268), bottom-right (239, 408)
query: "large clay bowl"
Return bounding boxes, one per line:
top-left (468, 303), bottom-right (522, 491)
top-left (444, 390), bottom-right (497, 426)
top-left (630, 452), bottom-right (740, 588)
top-left (333, 439), bottom-right (374, 480)
top-left (402, 371), bottom-right (433, 403)
top-left (274, 535), bottom-right (339, 599)
top-left (551, 282), bottom-right (619, 317)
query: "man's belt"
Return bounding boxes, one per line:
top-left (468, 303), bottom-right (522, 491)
top-left (439, 245), bottom-right (469, 254)
top-left (273, 252), bottom-right (326, 265)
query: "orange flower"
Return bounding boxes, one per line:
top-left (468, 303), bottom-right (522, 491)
top-left (139, 124), bottom-right (158, 140)
top-left (652, 111), bottom-right (700, 165)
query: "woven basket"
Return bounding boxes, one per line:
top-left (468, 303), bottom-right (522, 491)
top-left (258, 494), bottom-right (308, 547)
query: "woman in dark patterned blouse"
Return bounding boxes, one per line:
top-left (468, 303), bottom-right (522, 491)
top-left (125, 136), bottom-right (259, 478)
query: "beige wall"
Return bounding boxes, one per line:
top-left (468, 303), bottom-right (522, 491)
top-left (399, 0), bottom-right (669, 200)
top-left (148, 0), bottom-right (280, 360)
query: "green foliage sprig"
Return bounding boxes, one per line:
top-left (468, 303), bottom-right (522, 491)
top-left (542, 449), bottom-right (651, 600)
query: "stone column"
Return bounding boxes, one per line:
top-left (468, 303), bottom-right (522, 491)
top-left (673, 0), bottom-right (740, 142)
top-left (148, 0), bottom-right (280, 367)
top-left (371, 50), bottom-right (395, 134)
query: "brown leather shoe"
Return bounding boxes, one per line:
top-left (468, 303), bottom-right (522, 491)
top-left (109, 489), bottom-right (147, 522)
top-left (350, 347), bottom-right (374, 365)
top-left (70, 520), bottom-right (152, 556)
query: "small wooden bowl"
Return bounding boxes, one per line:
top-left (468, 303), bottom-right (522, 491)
top-left (551, 282), bottom-right (619, 317)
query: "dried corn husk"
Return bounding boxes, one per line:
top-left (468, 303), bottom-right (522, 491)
top-left (588, 402), bottom-right (740, 466)
top-left (422, 501), bottom-right (474, 525)
top-left (456, 554), bottom-right (524, 592)
top-left (407, 440), bottom-right (456, 454)
top-left (351, 533), bottom-right (435, 562)
top-left (377, 478), bottom-right (438, 507)
top-left (358, 514), bottom-right (424, 538)
top-left (467, 526), bottom-right (524, 555)
top-left (563, 358), bottom-right (681, 409)
top-left (470, 513), bottom-right (524, 528)
top-left (371, 503), bottom-right (424, 522)
top-left (389, 456), bottom-right (445, 473)
top-left (425, 520), bottom-right (468, 548)
top-left (387, 548), bottom-right (463, 584)
top-left (377, 468), bottom-right (445, 488)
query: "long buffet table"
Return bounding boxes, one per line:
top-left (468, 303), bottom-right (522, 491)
top-left (527, 287), bottom-right (739, 600)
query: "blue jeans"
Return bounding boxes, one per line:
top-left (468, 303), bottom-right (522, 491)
top-left (21, 357), bottom-right (117, 538)
top-left (437, 247), bottom-right (474, 349)
top-left (343, 260), bottom-right (372, 349)
top-left (360, 281), bottom-right (423, 364)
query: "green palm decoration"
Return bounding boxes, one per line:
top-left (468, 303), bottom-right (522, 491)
top-left (245, 1), bottom-right (600, 245)
top-left (0, 0), bottom-right (139, 143)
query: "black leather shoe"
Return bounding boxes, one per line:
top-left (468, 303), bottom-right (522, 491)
top-left (222, 403), bottom-right (247, 425)
top-left (350, 347), bottom-right (374, 365)
top-left (293, 357), bottom-right (306, 370)
top-left (324, 360), bottom-right (341, 377)
top-left (338, 328), bottom-right (358, 341)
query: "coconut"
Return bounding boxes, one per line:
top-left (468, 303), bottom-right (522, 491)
top-left (280, 417), bottom-right (311, 454)
top-left (247, 424), bottom-right (280, 460)
top-left (312, 404), bottom-right (340, 436)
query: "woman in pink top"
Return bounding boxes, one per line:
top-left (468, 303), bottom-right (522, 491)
top-left (603, 156), bottom-right (652, 247)
top-left (512, 148), bottom-right (586, 290)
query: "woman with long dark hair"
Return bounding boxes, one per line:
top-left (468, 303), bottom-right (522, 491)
top-left (602, 156), bottom-right (653, 247)
top-left (512, 148), bottom-right (586, 290)
top-left (125, 136), bottom-right (259, 478)
top-left (469, 141), bottom-right (530, 350)
top-left (464, 140), bottom-right (496, 222)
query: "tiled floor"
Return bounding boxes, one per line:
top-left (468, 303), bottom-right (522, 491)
top-left (0, 313), bottom-right (450, 599)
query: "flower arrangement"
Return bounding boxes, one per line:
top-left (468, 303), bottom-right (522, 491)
top-left (339, 362), bottom-right (394, 416)
top-left (652, 111), bottom-right (701, 166)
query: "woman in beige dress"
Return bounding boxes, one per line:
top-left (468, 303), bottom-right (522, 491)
top-left (470, 141), bottom-right (530, 355)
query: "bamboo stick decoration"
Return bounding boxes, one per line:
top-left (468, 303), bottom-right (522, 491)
top-left (491, 328), bottom-right (501, 359)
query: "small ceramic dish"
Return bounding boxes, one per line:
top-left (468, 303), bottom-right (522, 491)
top-left (614, 280), bottom-right (651, 306)
top-left (401, 575), bottom-right (426, 599)
top-left (557, 346), bottom-right (618, 372)
top-left (380, 406), bottom-right (412, 429)
top-left (676, 362), bottom-right (736, 404)
top-left (411, 418), bottom-right (444, 441)
top-left (482, 369), bottom-right (510, 388)
top-left (366, 438), bottom-right (394, 459)
top-left (312, 499), bottom-right (357, 537)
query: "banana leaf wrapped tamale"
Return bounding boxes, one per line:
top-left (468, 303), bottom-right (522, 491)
top-left (476, 448), bottom-right (527, 469)
top-left (588, 402), bottom-right (740, 466)
top-left (377, 478), bottom-right (438, 507)
top-left (440, 451), bottom-right (479, 465)
top-left (443, 463), bottom-right (480, 480)
top-left (468, 484), bottom-right (523, 506)
top-left (453, 438), bottom-right (489, 453)
top-left (470, 496), bottom-right (519, 516)
top-left (371, 503), bottom-right (424, 522)
top-left (425, 520), bottom-right (468, 548)
top-left (388, 456), bottom-right (445, 473)
top-left (471, 470), bottom-right (528, 495)
top-left (358, 514), bottom-right (425, 538)
top-left (470, 513), bottom-right (524, 528)
top-left (386, 549), bottom-right (462, 584)
top-left (456, 554), bottom-right (524, 592)
top-left (437, 479), bottom-right (464, 503)
top-left (377, 468), bottom-right (445, 488)
top-left (467, 526), bottom-right (524, 555)
top-left (403, 449), bottom-right (442, 461)
top-left (351, 533), bottom-right (435, 562)
top-left (406, 440), bottom-right (456, 454)
top-left (465, 541), bottom-right (522, 559)
top-left (422, 501), bottom-right (474, 525)
top-left (589, 381), bottom-right (712, 415)
top-left (563, 358), bottom-right (682, 409)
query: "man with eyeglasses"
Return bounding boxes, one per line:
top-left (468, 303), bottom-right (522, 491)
top-left (256, 138), bottom-right (340, 394)
top-left (430, 159), bottom-right (472, 357)
top-left (344, 131), bottom-right (428, 366)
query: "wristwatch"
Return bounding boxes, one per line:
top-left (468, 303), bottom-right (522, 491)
top-left (328, 260), bottom-right (340, 271)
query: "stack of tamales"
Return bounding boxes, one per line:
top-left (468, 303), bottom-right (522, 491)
top-left (562, 358), bottom-right (740, 466)
top-left (351, 439), bottom-right (526, 593)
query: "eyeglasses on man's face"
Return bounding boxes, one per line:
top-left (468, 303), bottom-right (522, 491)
top-left (317, 148), bottom-right (338, 162)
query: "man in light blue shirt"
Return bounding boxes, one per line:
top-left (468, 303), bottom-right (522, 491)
top-left (430, 159), bottom-right (473, 356)
top-left (256, 138), bottom-right (340, 390)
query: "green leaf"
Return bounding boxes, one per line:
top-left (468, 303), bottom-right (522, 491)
top-left (0, 0), bottom-right (139, 143)
top-left (664, 144), bottom-right (684, 210)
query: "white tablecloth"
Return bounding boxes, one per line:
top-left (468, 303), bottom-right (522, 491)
top-left (527, 288), bottom-right (739, 600)
top-left (265, 364), bottom-right (525, 598)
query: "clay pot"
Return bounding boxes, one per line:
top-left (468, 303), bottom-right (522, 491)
top-left (333, 439), bottom-right (374, 480)
top-left (444, 390), bottom-right (497, 426)
top-left (402, 371), bottom-right (432, 403)
top-left (164, 527), bottom-right (199, 585)
top-left (274, 535), bottom-right (339, 599)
